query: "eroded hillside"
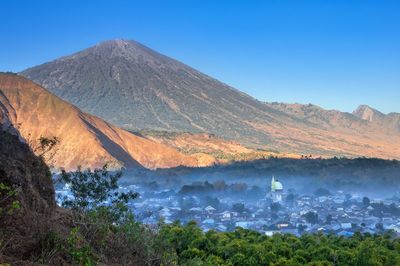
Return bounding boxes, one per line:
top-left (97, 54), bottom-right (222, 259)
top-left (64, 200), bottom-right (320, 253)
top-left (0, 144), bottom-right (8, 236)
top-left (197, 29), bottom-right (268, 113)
top-left (0, 73), bottom-right (210, 170)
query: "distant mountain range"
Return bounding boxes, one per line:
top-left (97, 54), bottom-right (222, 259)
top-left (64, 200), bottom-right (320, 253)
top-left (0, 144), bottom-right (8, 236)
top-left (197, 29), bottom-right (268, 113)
top-left (0, 73), bottom-right (212, 170)
top-left (21, 39), bottom-right (400, 160)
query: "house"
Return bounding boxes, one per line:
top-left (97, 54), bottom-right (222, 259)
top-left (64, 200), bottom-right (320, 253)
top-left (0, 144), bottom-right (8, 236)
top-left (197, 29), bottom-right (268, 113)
top-left (333, 199), bottom-right (345, 204)
top-left (221, 211), bottom-right (232, 221)
top-left (189, 207), bottom-right (202, 213)
top-left (216, 224), bottom-right (227, 232)
top-left (205, 206), bottom-right (216, 213)
top-left (317, 196), bottom-right (328, 202)
top-left (236, 221), bottom-right (253, 229)
top-left (203, 218), bottom-right (215, 225)
top-left (281, 228), bottom-right (300, 236)
top-left (330, 224), bottom-right (341, 231)
top-left (341, 223), bottom-right (352, 230)
top-left (265, 230), bottom-right (280, 236)
top-left (276, 222), bottom-right (291, 229)
top-left (337, 231), bottom-right (354, 237)
top-left (159, 207), bottom-right (172, 217)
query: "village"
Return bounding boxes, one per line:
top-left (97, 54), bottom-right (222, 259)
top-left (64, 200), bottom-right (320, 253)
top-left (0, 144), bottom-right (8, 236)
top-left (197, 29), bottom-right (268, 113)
top-left (56, 176), bottom-right (400, 237)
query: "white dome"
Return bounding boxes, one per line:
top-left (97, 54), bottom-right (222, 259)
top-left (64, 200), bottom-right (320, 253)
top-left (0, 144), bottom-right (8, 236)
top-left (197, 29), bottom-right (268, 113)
top-left (274, 181), bottom-right (283, 190)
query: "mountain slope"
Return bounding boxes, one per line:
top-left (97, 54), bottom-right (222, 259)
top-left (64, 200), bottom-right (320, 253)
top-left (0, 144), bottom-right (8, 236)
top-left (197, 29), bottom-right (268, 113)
top-left (21, 40), bottom-right (400, 159)
top-left (141, 131), bottom-right (300, 163)
top-left (0, 73), bottom-right (205, 170)
top-left (353, 104), bottom-right (400, 132)
top-left (353, 105), bottom-right (385, 122)
top-left (265, 102), bottom-right (400, 158)
top-left (21, 40), bottom-right (282, 142)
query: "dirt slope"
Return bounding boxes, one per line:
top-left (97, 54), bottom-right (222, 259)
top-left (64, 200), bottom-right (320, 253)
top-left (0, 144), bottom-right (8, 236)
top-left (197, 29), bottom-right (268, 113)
top-left (0, 73), bottom-right (208, 170)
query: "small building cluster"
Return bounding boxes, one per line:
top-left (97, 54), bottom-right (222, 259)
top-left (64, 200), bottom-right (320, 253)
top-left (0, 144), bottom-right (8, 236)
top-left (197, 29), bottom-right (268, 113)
top-left (56, 176), bottom-right (400, 237)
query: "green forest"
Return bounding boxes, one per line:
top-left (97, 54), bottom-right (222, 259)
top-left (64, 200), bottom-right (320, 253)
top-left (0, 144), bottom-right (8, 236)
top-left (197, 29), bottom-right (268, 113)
top-left (158, 222), bottom-right (400, 266)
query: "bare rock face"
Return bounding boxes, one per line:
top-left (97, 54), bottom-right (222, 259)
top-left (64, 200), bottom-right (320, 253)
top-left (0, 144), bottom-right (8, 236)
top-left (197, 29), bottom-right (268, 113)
top-left (0, 73), bottom-right (204, 170)
top-left (353, 105), bottom-right (400, 132)
top-left (353, 105), bottom-right (385, 122)
top-left (21, 40), bottom-right (400, 159)
top-left (0, 126), bottom-right (55, 260)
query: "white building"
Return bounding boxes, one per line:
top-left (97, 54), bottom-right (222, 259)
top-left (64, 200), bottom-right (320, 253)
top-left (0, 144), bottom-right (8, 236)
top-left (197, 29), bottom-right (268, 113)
top-left (270, 176), bottom-right (283, 202)
top-left (204, 205), bottom-right (216, 213)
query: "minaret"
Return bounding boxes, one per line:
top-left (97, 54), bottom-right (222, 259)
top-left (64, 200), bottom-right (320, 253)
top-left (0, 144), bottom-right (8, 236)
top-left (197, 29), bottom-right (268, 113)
top-left (271, 176), bottom-right (276, 192)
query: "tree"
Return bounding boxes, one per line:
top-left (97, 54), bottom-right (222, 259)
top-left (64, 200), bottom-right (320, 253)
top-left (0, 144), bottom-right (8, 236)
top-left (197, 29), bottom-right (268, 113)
top-left (213, 180), bottom-right (227, 191)
top-left (314, 188), bottom-right (331, 197)
top-left (375, 223), bottom-right (384, 232)
top-left (58, 165), bottom-right (138, 219)
top-left (0, 182), bottom-right (20, 215)
top-left (204, 196), bottom-right (220, 209)
top-left (303, 211), bottom-right (318, 224)
top-left (325, 214), bottom-right (333, 224)
top-left (36, 136), bottom-right (60, 157)
top-left (298, 224), bottom-right (307, 234)
top-left (25, 135), bottom-right (60, 165)
top-left (286, 193), bottom-right (295, 203)
top-left (354, 240), bottom-right (381, 266)
top-left (362, 197), bottom-right (370, 207)
top-left (247, 185), bottom-right (263, 199)
top-left (270, 202), bottom-right (281, 213)
top-left (232, 203), bottom-right (246, 213)
top-left (231, 183), bottom-right (248, 193)
top-left (179, 196), bottom-right (197, 211)
top-left (345, 194), bottom-right (352, 201)
top-left (229, 253), bottom-right (247, 266)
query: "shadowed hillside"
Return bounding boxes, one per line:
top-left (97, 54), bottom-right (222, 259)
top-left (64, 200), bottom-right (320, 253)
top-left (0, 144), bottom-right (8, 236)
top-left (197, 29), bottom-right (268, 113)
top-left (0, 126), bottom-right (58, 262)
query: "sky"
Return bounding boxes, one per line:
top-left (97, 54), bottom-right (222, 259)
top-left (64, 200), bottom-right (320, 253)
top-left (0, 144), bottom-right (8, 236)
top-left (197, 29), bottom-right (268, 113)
top-left (1, 0), bottom-right (399, 113)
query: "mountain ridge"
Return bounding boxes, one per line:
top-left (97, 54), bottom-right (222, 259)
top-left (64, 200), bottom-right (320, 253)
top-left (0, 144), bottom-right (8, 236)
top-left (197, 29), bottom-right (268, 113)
top-left (21, 40), bottom-right (282, 135)
top-left (21, 39), bottom-right (400, 159)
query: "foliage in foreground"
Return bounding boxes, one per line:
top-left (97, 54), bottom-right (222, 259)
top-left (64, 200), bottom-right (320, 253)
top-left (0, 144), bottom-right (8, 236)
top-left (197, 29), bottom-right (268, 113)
top-left (40, 219), bottom-right (400, 265)
top-left (38, 167), bottom-right (400, 266)
top-left (159, 223), bottom-right (400, 266)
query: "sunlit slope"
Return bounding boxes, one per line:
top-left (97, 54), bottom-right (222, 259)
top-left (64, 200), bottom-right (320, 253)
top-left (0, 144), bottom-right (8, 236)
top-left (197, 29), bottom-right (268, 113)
top-left (0, 73), bottom-right (205, 170)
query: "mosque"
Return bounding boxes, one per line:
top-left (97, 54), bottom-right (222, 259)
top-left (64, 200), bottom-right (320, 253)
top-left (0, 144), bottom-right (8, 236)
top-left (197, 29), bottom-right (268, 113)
top-left (270, 176), bottom-right (283, 202)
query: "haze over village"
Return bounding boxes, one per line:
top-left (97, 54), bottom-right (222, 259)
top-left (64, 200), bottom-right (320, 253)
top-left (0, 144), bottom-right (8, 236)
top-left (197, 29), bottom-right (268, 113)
top-left (54, 172), bottom-right (400, 237)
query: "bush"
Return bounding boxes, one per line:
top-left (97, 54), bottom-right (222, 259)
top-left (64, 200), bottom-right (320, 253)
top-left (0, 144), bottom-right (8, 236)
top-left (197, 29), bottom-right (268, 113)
top-left (0, 182), bottom-right (20, 215)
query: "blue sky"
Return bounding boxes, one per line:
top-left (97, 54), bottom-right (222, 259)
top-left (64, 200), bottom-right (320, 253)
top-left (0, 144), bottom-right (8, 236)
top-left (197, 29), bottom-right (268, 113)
top-left (1, 0), bottom-right (399, 113)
